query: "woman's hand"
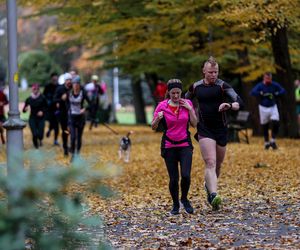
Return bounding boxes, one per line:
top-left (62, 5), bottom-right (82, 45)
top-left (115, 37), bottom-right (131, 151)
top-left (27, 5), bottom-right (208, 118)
top-left (37, 111), bottom-right (43, 117)
top-left (180, 99), bottom-right (198, 127)
top-left (151, 111), bottom-right (164, 130)
top-left (157, 111), bottom-right (164, 120)
top-left (179, 99), bottom-right (192, 111)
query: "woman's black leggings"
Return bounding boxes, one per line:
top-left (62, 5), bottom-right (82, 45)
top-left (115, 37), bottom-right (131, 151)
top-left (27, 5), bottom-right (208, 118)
top-left (69, 114), bottom-right (85, 154)
top-left (163, 146), bottom-right (193, 205)
top-left (29, 116), bottom-right (45, 148)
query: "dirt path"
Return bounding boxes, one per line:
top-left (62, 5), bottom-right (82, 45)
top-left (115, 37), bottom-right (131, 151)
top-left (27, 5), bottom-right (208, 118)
top-left (82, 126), bottom-right (300, 249)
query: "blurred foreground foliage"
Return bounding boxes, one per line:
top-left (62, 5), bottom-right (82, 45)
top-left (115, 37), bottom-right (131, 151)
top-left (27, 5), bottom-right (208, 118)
top-left (0, 149), bottom-right (119, 249)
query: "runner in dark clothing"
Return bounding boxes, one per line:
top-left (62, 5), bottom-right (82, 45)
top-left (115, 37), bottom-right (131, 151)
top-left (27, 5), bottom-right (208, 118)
top-left (68, 76), bottom-right (90, 162)
top-left (185, 56), bottom-right (243, 211)
top-left (53, 73), bottom-right (72, 156)
top-left (0, 88), bottom-right (8, 144)
top-left (23, 83), bottom-right (48, 149)
top-left (85, 75), bottom-right (103, 130)
top-left (43, 72), bottom-right (60, 146)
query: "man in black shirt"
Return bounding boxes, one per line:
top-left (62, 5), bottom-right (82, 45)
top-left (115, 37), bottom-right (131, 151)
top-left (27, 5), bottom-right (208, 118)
top-left (186, 56), bottom-right (243, 210)
top-left (43, 72), bottom-right (60, 145)
top-left (53, 73), bottom-right (72, 156)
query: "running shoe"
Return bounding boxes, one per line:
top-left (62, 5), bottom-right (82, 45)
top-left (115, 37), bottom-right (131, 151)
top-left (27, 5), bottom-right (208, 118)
top-left (210, 193), bottom-right (222, 211)
top-left (264, 142), bottom-right (270, 150)
top-left (204, 182), bottom-right (210, 203)
top-left (170, 203), bottom-right (180, 215)
top-left (270, 141), bottom-right (278, 150)
top-left (181, 199), bottom-right (194, 214)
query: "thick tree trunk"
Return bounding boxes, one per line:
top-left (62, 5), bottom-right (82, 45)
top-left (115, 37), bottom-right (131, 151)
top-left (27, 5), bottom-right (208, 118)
top-left (145, 73), bottom-right (159, 106)
top-left (237, 48), bottom-right (262, 136)
top-left (271, 27), bottom-right (298, 137)
top-left (131, 77), bottom-right (147, 124)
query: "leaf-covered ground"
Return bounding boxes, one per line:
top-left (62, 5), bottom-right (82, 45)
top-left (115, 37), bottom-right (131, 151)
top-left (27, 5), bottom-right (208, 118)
top-left (1, 125), bottom-right (300, 249)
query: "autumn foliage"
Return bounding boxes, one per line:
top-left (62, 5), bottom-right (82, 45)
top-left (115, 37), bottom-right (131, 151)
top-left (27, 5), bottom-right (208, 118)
top-left (5, 124), bottom-right (298, 248)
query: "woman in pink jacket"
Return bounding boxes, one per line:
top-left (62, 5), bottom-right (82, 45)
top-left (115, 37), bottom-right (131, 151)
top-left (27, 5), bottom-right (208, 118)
top-left (152, 79), bottom-right (197, 215)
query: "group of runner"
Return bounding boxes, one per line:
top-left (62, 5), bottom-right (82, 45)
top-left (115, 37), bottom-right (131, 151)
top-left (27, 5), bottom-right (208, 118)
top-left (22, 72), bottom-right (106, 162)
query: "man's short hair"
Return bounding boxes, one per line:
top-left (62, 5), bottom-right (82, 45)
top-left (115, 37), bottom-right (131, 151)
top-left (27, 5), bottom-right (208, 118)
top-left (203, 56), bottom-right (218, 68)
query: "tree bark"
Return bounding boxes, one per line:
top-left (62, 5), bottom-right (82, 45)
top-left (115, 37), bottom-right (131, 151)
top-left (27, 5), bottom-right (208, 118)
top-left (145, 73), bottom-right (159, 106)
top-left (237, 48), bottom-right (262, 136)
top-left (131, 77), bottom-right (147, 124)
top-left (270, 26), bottom-right (298, 137)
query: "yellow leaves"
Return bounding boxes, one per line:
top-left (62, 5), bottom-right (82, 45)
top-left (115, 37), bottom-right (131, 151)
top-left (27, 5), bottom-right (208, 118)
top-left (11, 124), bottom-right (300, 248)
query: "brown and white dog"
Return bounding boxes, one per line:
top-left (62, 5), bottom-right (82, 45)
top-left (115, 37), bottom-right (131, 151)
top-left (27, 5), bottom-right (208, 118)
top-left (118, 131), bottom-right (133, 163)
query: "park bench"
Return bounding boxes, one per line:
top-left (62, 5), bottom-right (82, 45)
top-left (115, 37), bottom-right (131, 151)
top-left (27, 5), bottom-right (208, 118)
top-left (227, 110), bottom-right (250, 144)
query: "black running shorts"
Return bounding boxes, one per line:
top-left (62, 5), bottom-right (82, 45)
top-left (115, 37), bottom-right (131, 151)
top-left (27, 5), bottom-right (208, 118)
top-left (196, 123), bottom-right (228, 147)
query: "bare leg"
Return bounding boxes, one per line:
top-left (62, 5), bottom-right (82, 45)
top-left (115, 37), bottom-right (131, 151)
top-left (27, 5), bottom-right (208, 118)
top-left (216, 144), bottom-right (226, 178)
top-left (199, 138), bottom-right (217, 193)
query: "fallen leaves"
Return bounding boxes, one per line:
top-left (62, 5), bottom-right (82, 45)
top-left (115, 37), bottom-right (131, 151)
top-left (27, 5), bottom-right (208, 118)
top-left (2, 125), bottom-right (299, 248)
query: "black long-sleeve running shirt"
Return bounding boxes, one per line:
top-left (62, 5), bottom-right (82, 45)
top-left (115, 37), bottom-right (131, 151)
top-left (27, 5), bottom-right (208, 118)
top-left (185, 79), bottom-right (243, 128)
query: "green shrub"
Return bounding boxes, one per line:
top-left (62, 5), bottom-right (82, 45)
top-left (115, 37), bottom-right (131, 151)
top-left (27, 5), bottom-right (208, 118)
top-left (0, 149), bottom-right (119, 249)
top-left (19, 50), bottom-right (62, 87)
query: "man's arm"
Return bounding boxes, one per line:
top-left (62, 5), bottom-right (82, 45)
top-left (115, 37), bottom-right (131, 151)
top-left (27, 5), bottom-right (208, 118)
top-left (250, 83), bottom-right (263, 97)
top-left (274, 82), bottom-right (286, 96)
top-left (185, 84), bottom-right (195, 100)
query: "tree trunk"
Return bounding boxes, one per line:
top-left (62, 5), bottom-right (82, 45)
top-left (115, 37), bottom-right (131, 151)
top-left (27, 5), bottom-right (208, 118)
top-left (237, 48), bottom-right (262, 136)
top-left (145, 73), bottom-right (159, 106)
top-left (131, 77), bottom-right (147, 124)
top-left (270, 26), bottom-right (298, 137)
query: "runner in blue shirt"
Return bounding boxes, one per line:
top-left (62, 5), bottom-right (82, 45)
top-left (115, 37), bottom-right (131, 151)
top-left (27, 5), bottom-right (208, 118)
top-left (250, 72), bottom-right (285, 149)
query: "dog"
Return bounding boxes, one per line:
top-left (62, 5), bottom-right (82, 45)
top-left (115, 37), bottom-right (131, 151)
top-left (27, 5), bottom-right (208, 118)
top-left (118, 131), bottom-right (133, 163)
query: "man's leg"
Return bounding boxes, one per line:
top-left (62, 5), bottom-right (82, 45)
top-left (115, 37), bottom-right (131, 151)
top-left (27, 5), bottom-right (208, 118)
top-left (199, 138), bottom-right (217, 194)
top-left (259, 105), bottom-right (271, 149)
top-left (270, 120), bottom-right (279, 149)
top-left (199, 138), bottom-right (222, 210)
top-left (60, 118), bottom-right (69, 156)
top-left (216, 144), bottom-right (226, 178)
top-left (270, 105), bottom-right (280, 149)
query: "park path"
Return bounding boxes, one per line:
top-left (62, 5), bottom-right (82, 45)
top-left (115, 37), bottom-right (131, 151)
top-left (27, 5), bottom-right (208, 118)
top-left (100, 197), bottom-right (300, 249)
top-left (81, 126), bottom-right (300, 249)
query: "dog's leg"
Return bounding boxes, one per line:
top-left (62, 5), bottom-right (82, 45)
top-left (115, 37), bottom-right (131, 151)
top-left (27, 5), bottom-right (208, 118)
top-left (124, 148), bottom-right (130, 163)
top-left (118, 148), bottom-right (122, 159)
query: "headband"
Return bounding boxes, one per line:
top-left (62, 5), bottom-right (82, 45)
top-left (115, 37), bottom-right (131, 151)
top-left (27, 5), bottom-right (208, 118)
top-left (168, 82), bottom-right (182, 91)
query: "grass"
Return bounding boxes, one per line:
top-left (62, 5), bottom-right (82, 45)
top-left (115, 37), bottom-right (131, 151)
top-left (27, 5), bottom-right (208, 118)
top-left (116, 107), bottom-right (154, 124)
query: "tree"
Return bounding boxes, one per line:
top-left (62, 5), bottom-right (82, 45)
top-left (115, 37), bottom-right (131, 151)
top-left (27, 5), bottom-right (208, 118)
top-left (18, 50), bottom-right (62, 86)
top-left (18, 0), bottom-right (300, 132)
top-left (210, 0), bottom-right (300, 137)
